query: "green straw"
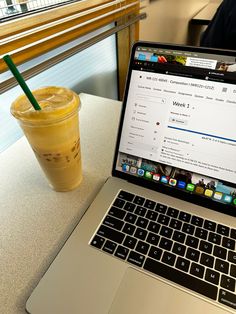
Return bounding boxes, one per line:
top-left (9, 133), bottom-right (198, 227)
top-left (3, 55), bottom-right (41, 111)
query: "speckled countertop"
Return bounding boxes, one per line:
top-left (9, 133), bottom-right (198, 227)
top-left (0, 93), bottom-right (121, 314)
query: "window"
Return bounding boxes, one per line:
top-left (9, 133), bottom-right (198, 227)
top-left (0, 0), bottom-right (146, 152)
top-left (1, 0), bottom-right (79, 19)
top-left (0, 0), bottom-right (145, 97)
top-left (0, 31), bottom-right (117, 152)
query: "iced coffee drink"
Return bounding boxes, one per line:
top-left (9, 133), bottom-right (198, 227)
top-left (11, 86), bottom-right (82, 191)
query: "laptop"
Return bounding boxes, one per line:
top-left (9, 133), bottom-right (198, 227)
top-left (26, 41), bottom-right (236, 314)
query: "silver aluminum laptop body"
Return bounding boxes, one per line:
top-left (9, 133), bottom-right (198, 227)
top-left (26, 42), bottom-right (236, 314)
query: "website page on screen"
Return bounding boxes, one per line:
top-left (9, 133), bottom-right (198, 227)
top-left (116, 46), bottom-right (236, 207)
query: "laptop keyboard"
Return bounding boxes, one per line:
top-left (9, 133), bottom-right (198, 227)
top-left (90, 190), bottom-right (236, 311)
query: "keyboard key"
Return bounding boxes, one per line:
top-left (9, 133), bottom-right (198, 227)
top-left (102, 240), bottom-right (117, 254)
top-left (133, 195), bottom-right (145, 206)
top-left (144, 258), bottom-right (218, 300)
top-left (166, 207), bottom-right (179, 218)
top-left (124, 201), bottom-right (136, 212)
top-left (144, 199), bottom-right (156, 209)
top-left (123, 236), bottom-right (137, 249)
top-left (173, 230), bottom-right (186, 243)
top-left (172, 243), bottom-right (186, 256)
top-left (127, 251), bottom-right (145, 267)
top-left (186, 247), bottom-right (200, 262)
top-left (199, 240), bottom-right (213, 254)
top-left (136, 240), bottom-right (150, 255)
top-left (134, 228), bottom-right (148, 240)
top-left (179, 211), bottom-right (191, 222)
top-left (190, 262), bottom-right (205, 279)
top-left (109, 206), bottom-right (126, 219)
top-left (182, 223), bottom-right (195, 235)
top-left (90, 235), bottom-right (105, 249)
top-left (147, 221), bottom-right (161, 234)
top-left (219, 289), bottom-right (236, 310)
top-left (176, 257), bottom-right (190, 272)
top-left (204, 220), bottom-right (216, 232)
top-left (157, 214), bottom-right (170, 226)
top-left (191, 215), bottom-right (203, 227)
top-left (162, 251), bottom-right (176, 266)
top-left (186, 235), bottom-right (199, 249)
top-left (217, 224), bottom-right (230, 237)
top-left (134, 206), bottom-right (147, 217)
top-left (136, 216), bottom-right (149, 229)
top-left (215, 258), bottom-right (229, 274)
top-left (118, 190), bottom-right (134, 202)
top-left (114, 245), bottom-right (129, 260)
top-left (169, 218), bottom-right (182, 230)
top-left (205, 268), bottom-right (220, 285)
top-left (103, 215), bottom-right (124, 230)
top-left (228, 251), bottom-right (236, 264)
top-left (160, 226), bottom-right (173, 238)
top-left (230, 229), bottom-right (236, 240)
top-left (222, 237), bottom-right (235, 250)
top-left (124, 212), bottom-right (137, 224)
top-left (122, 223), bottom-right (135, 235)
top-left (146, 232), bottom-right (160, 246)
top-left (148, 246), bottom-right (162, 260)
top-left (230, 265), bottom-right (236, 278)
top-left (146, 210), bottom-right (158, 221)
top-left (200, 253), bottom-right (214, 268)
top-left (97, 225), bottom-right (125, 243)
top-left (213, 245), bottom-right (227, 260)
top-left (159, 237), bottom-right (173, 251)
top-left (195, 227), bottom-right (208, 240)
top-left (155, 203), bottom-right (167, 213)
top-left (221, 275), bottom-right (235, 292)
top-left (208, 232), bottom-right (222, 245)
top-left (113, 198), bottom-right (125, 208)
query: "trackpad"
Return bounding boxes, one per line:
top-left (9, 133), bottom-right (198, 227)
top-left (109, 268), bottom-right (227, 314)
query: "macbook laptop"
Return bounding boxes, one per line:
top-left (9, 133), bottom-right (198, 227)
top-left (26, 41), bottom-right (236, 314)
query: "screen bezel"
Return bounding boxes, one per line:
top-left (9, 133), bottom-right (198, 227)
top-left (112, 41), bottom-right (236, 217)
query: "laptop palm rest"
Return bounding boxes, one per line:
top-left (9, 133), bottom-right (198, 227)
top-left (109, 267), bottom-right (229, 314)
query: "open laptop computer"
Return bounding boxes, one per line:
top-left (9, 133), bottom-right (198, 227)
top-left (26, 41), bottom-right (236, 314)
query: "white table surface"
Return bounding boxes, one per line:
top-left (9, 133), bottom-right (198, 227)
top-left (0, 93), bottom-right (121, 314)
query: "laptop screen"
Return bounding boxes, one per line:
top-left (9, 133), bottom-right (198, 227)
top-left (113, 41), bottom-right (236, 216)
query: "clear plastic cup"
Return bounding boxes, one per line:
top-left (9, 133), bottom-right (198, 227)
top-left (11, 86), bottom-right (82, 191)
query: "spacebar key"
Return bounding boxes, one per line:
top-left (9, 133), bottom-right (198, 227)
top-left (144, 258), bottom-right (217, 300)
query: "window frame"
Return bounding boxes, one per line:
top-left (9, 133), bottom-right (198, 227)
top-left (1, 0), bottom-right (142, 98)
